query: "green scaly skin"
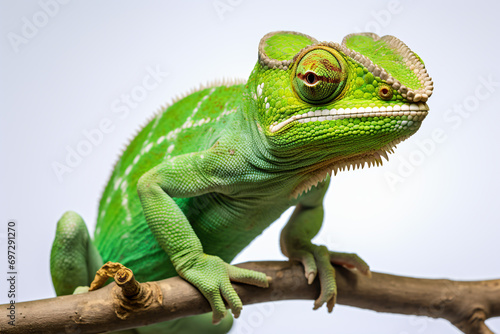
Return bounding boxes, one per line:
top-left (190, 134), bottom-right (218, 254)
top-left (50, 31), bottom-right (433, 333)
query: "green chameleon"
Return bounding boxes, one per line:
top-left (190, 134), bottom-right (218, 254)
top-left (50, 31), bottom-right (433, 333)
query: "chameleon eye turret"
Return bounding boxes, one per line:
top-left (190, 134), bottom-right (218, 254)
top-left (292, 47), bottom-right (348, 104)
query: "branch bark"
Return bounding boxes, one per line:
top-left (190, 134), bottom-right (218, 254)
top-left (1, 261), bottom-right (499, 334)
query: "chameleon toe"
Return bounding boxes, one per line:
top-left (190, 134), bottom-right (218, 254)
top-left (329, 251), bottom-right (371, 276)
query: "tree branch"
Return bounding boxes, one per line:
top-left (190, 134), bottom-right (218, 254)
top-left (2, 261), bottom-right (499, 333)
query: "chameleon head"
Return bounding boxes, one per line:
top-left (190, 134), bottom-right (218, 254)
top-left (249, 31), bottom-right (433, 195)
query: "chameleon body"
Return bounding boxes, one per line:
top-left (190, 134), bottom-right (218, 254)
top-left (50, 31), bottom-right (433, 333)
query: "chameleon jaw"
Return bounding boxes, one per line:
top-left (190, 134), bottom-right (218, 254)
top-left (269, 102), bottom-right (429, 133)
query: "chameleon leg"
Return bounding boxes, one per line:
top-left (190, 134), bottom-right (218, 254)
top-left (281, 180), bottom-right (371, 311)
top-left (282, 204), bottom-right (370, 311)
top-left (50, 211), bottom-right (103, 296)
top-left (137, 154), bottom-right (270, 324)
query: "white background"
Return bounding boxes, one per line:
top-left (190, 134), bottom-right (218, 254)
top-left (1, 1), bottom-right (499, 333)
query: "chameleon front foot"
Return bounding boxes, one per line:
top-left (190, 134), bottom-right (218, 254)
top-left (291, 244), bottom-right (371, 312)
top-left (175, 254), bottom-right (271, 324)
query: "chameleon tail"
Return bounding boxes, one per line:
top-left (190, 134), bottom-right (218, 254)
top-left (50, 211), bottom-right (103, 296)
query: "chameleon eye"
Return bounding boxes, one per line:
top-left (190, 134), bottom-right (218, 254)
top-left (293, 48), bottom-right (347, 104)
top-left (305, 72), bottom-right (319, 85)
top-left (378, 83), bottom-right (393, 100)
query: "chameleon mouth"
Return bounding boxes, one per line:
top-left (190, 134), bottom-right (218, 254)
top-left (269, 102), bottom-right (429, 133)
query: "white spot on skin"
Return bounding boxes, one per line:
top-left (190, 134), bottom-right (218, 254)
top-left (167, 144), bottom-right (175, 153)
top-left (182, 120), bottom-right (194, 129)
top-left (145, 142), bottom-right (153, 152)
top-left (122, 197), bottom-right (128, 206)
top-left (133, 155), bottom-right (140, 164)
top-left (114, 177), bottom-right (122, 190)
top-left (157, 136), bottom-right (165, 145)
top-left (125, 165), bottom-right (132, 176)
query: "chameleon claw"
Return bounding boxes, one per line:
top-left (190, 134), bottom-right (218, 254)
top-left (326, 294), bottom-right (336, 313)
top-left (307, 272), bottom-right (316, 285)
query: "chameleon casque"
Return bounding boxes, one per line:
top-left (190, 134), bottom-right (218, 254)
top-left (50, 31), bottom-right (433, 333)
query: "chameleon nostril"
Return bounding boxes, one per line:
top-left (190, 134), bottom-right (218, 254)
top-left (378, 84), bottom-right (393, 100)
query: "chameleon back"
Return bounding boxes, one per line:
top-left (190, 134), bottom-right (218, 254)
top-left (94, 83), bottom-right (245, 281)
